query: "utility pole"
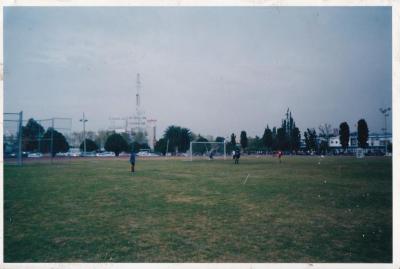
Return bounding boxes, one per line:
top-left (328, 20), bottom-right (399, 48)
top-left (379, 107), bottom-right (391, 155)
top-left (80, 113), bottom-right (88, 155)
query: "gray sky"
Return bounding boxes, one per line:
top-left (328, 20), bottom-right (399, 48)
top-left (4, 7), bottom-right (392, 139)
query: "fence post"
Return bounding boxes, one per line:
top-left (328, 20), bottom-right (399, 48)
top-left (51, 118), bottom-right (54, 164)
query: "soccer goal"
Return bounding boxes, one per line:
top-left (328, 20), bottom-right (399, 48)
top-left (189, 141), bottom-right (226, 161)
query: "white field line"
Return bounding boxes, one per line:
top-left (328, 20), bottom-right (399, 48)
top-left (243, 174), bottom-right (250, 185)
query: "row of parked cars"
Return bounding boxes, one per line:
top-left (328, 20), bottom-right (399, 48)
top-left (56, 151), bottom-right (116, 157)
top-left (6, 150), bottom-right (161, 158)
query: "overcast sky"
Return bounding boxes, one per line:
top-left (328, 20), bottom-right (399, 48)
top-left (4, 7), bottom-right (392, 138)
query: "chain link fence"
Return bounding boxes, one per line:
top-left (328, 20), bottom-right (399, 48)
top-left (3, 112), bottom-right (72, 165)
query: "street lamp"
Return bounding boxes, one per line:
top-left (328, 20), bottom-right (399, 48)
top-left (80, 112), bottom-right (88, 155)
top-left (379, 107), bottom-right (391, 155)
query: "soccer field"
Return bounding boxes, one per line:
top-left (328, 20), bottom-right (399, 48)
top-left (4, 156), bottom-right (392, 262)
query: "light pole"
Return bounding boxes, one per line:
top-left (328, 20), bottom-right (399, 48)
top-left (379, 107), bottom-right (391, 155)
top-left (80, 113), bottom-right (88, 155)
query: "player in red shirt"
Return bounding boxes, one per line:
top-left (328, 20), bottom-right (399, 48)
top-left (278, 151), bottom-right (283, 163)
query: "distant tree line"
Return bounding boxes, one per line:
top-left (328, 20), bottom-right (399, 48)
top-left (152, 109), bottom-right (374, 156)
top-left (17, 110), bottom-right (378, 157)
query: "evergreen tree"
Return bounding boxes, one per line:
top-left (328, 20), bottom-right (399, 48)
top-left (272, 127), bottom-right (278, 150)
top-left (291, 127), bottom-right (301, 152)
top-left (230, 133), bottom-right (236, 146)
top-left (357, 119), bottom-right (369, 148)
top-left (79, 139), bottom-right (99, 152)
top-left (104, 133), bottom-right (129, 156)
top-left (304, 128), bottom-right (317, 152)
top-left (277, 127), bottom-right (286, 150)
top-left (339, 122), bottom-right (350, 152)
top-left (240, 131), bottom-right (248, 151)
top-left (262, 126), bottom-right (273, 151)
top-left (41, 128), bottom-right (70, 156)
top-left (22, 118), bottom-right (45, 152)
top-left (154, 138), bottom-right (167, 155)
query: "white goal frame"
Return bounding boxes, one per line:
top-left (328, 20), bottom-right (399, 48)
top-left (189, 141), bottom-right (226, 161)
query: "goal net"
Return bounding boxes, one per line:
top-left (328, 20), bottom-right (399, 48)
top-left (189, 141), bottom-right (226, 161)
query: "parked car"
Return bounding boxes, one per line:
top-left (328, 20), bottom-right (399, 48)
top-left (66, 148), bottom-right (81, 157)
top-left (96, 151), bottom-right (115, 157)
top-left (28, 152), bottom-right (43, 158)
top-left (80, 152), bottom-right (96, 157)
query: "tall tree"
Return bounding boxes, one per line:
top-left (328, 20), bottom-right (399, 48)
top-left (163, 125), bottom-right (192, 154)
top-left (277, 127), bottom-right (286, 150)
top-left (41, 128), bottom-right (70, 156)
top-left (104, 133), bottom-right (129, 156)
top-left (22, 118), bottom-right (45, 152)
top-left (291, 127), bottom-right (301, 153)
top-left (79, 139), bottom-right (99, 152)
top-left (164, 125), bottom-right (181, 154)
top-left (262, 126), bottom-right (273, 151)
top-left (179, 127), bottom-right (192, 152)
top-left (281, 108), bottom-right (299, 151)
top-left (339, 122), bottom-right (350, 152)
top-left (357, 119), bottom-right (369, 148)
top-left (248, 136), bottom-right (263, 152)
top-left (230, 133), bottom-right (236, 146)
top-left (304, 128), bottom-right (317, 152)
top-left (271, 127), bottom-right (278, 150)
top-left (240, 131), bottom-right (248, 151)
top-left (154, 138), bottom-right (167, 155)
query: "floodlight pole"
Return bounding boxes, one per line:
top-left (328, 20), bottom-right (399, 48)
top-left (80, 113), bottom-right (88, 155)
top-left (17, 111), bottom-right (23, 166)
top-left (379, 107), bottom-right (391, 155)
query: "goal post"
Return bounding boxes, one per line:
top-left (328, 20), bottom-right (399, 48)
top-left (189, 141), bottom-right (226, 161)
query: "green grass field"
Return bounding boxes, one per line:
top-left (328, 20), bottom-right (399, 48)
top-left (4, 156), bottom-right (392, 262)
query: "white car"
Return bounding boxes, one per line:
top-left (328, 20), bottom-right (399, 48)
top-left (137, 151), bottom-right (159, 157)
top-left (136, 151), bottom-right (149, 156)
top-left (28, 152), bottom-right (43, 158)
top-left (96, 152), bottom-right (116, 157)
top-left (80, 152), bottom-right (96, 157)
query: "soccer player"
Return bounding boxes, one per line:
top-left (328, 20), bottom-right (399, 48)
top-left (130, 150), bottom-right (136, 174)
top-left (209, 149), bottom-right (214, 160)
top-left (278, 150), bottom-right (283, 163)
top-left (234, 148), bottom-right (241, 164)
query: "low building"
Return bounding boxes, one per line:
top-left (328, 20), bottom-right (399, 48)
top-left (329, 133), bottom-right (392, 154)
